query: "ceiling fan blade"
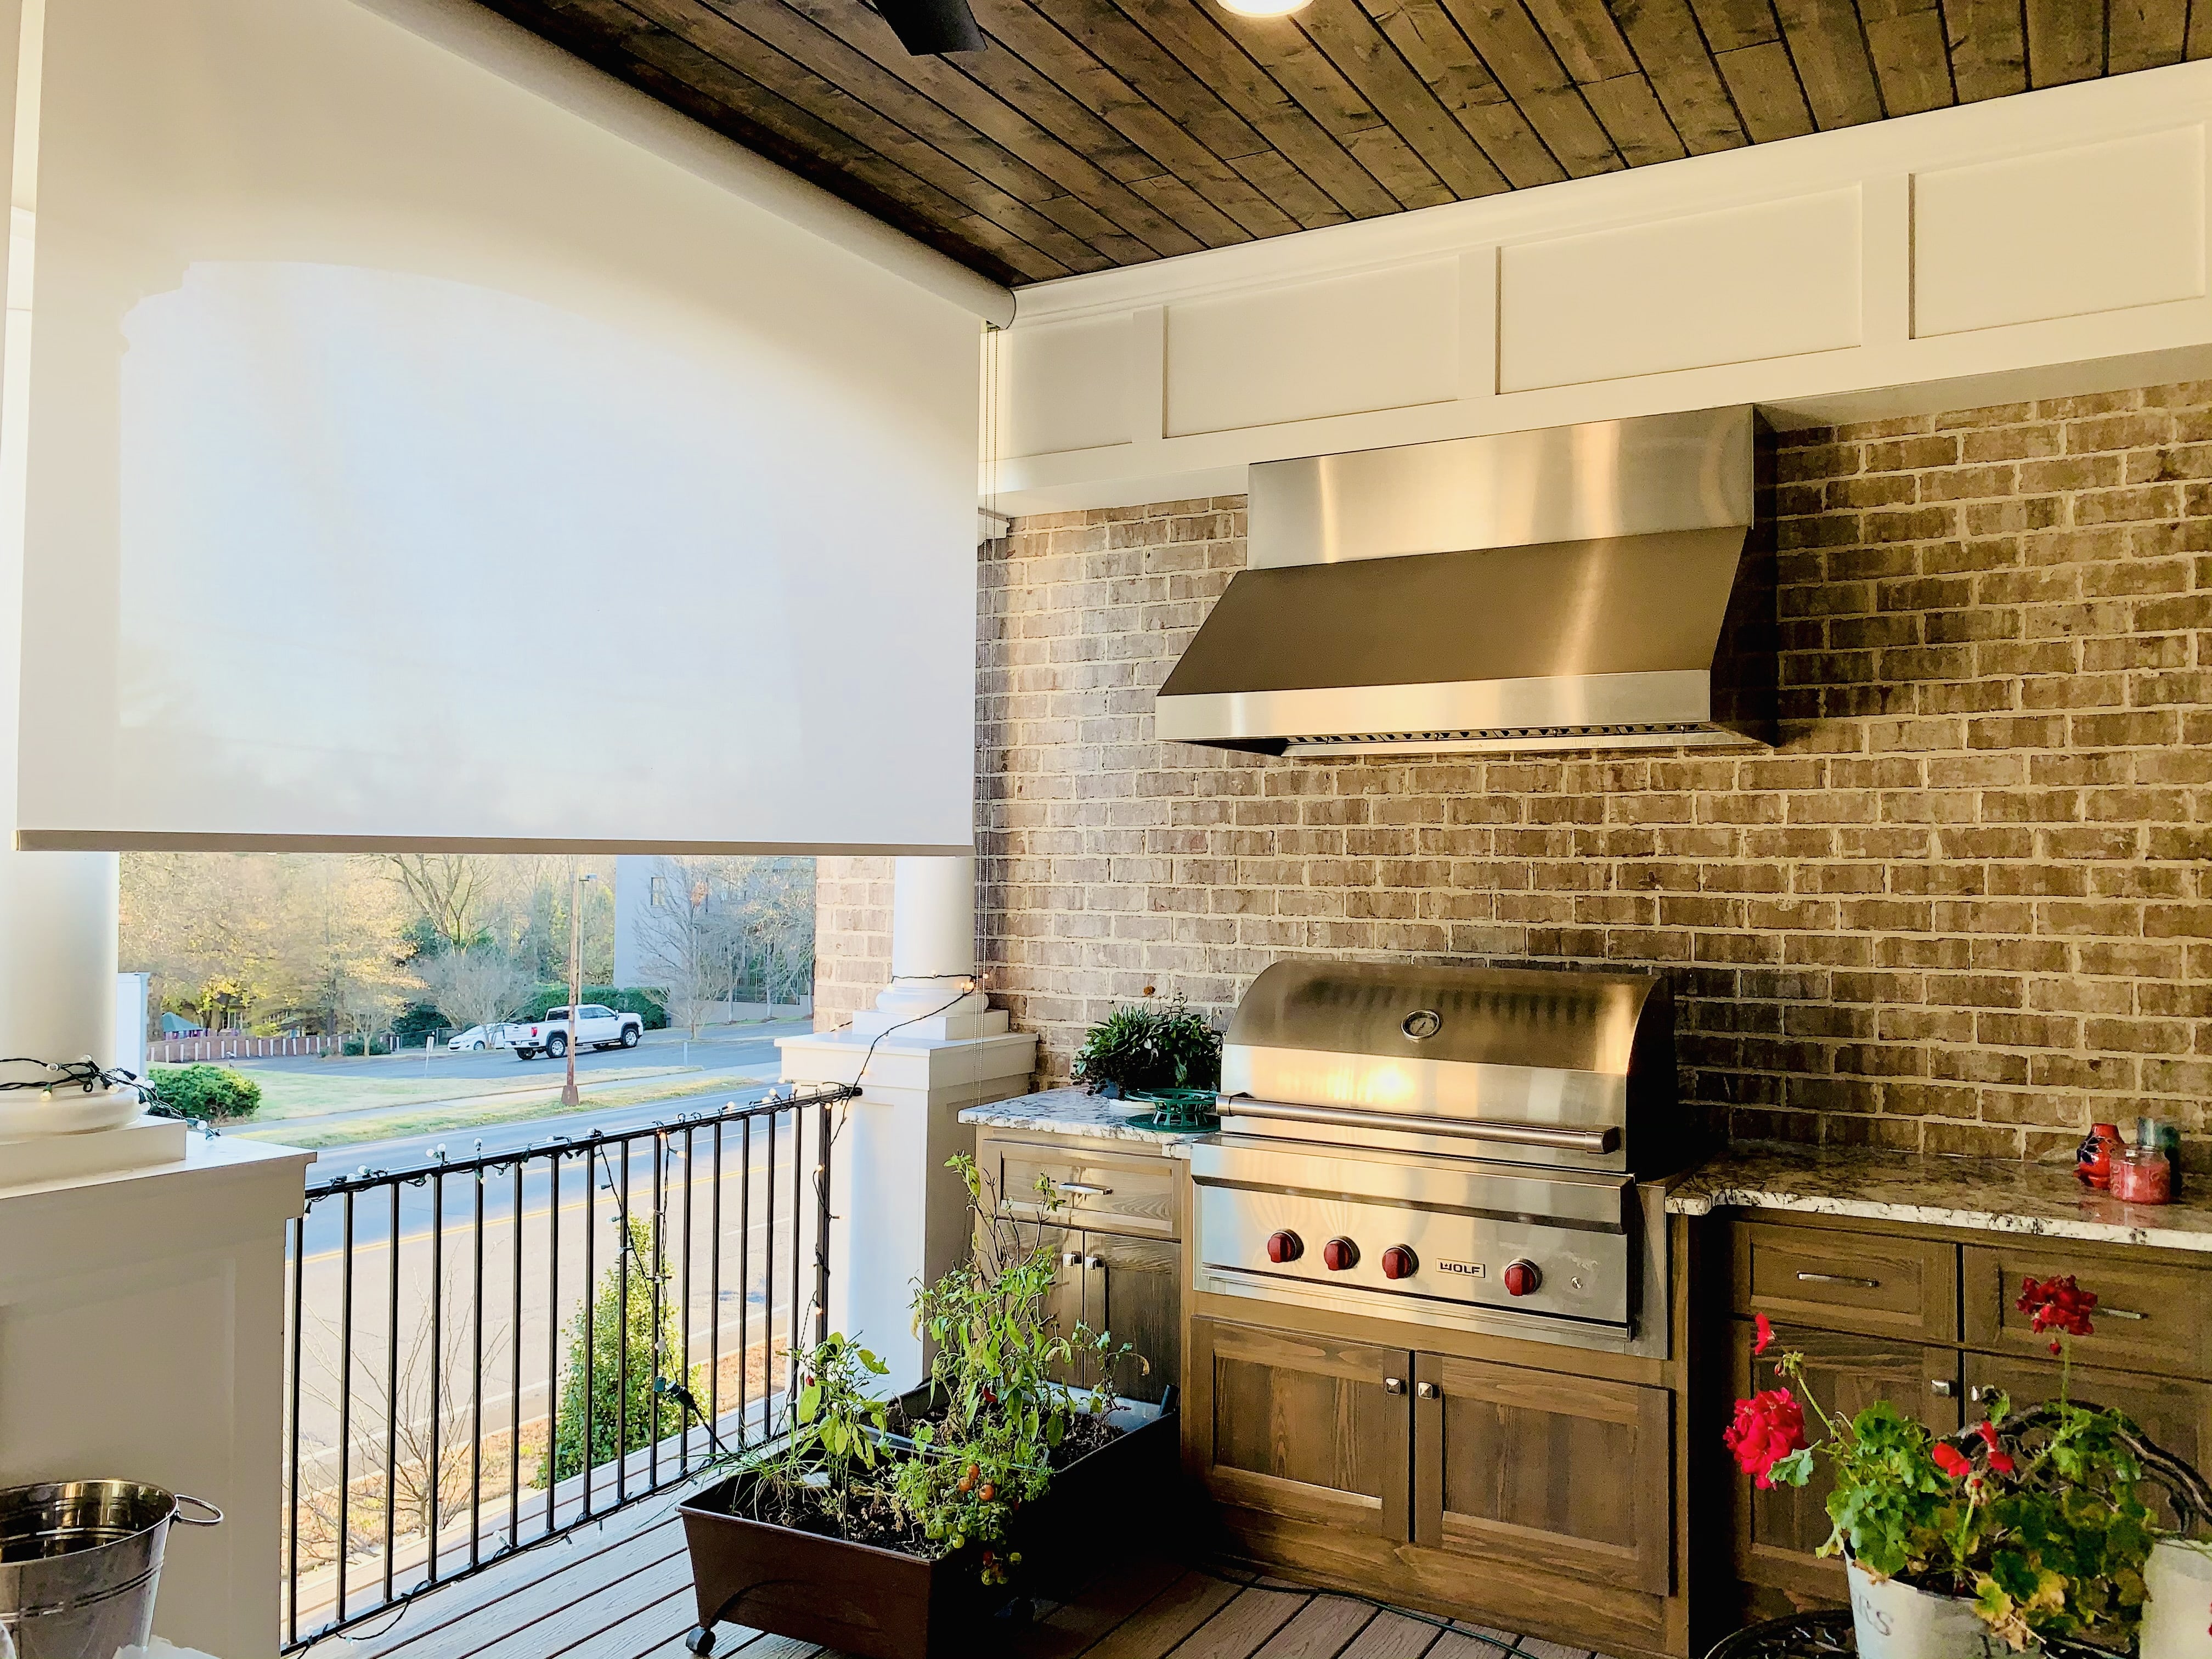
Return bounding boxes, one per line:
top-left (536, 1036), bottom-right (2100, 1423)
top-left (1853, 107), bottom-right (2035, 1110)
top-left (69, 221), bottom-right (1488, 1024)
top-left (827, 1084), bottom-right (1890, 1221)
top-left (874, 0), bottom-right (986, 54)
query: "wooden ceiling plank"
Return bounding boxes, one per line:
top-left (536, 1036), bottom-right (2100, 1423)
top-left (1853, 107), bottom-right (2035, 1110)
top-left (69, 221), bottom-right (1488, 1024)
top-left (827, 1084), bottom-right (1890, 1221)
top-left (492, 0), bottom-right (1031, 279)
top-left (1294, 0), bottom-right (1515, 196)
top-left (776, 0), bottom-right (1215, 254)
top-left (1521, 0), bottom-right (1641, 77)
top-left (970, 0), bottom-right (1301, 239)
top-left (1578, 67), bottom-right (1690, 161)
top-left (1709, 38), bottom-right (1816, 136)
top-left (2024, 0), bottom-right (2107, 84)
top-left (1773, 0), bottom-right (1887, 125)
top-left (1200, 12), bottom-right (1460, 208)
top-left (624, 0), bottom-right (1119, 269)
top-left (1606, 0), bottom-right (1753, 153)
top-left (2108, 0), bottom-right (2188, 72)
top-left (1858, 0), bottom-right (1954, 114)
top-left (1689, 0), bottom-right (1785, 50)
top-left (680, 0), bottom-right (1152, 256)
top-left (625, 27), bottom-right (1075, 277)
top-left (1430, 0), bottom-right (1628, 176)
top-left (1940, 0), bottom-right (2028, 95)
top-left (1102, 0), bottom-right (1405, 219)
top-left (1018, 0), bottom-right (1352, 227)
top-left (1353, 0), bottom-right (1570, 186)
top-left (947, 44), bottom-right (1254, 247)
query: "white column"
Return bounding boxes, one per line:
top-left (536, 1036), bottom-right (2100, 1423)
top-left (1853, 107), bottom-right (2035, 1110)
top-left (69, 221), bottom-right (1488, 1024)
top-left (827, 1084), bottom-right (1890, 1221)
top-left (778, 855), bottom-right (1035, 1387)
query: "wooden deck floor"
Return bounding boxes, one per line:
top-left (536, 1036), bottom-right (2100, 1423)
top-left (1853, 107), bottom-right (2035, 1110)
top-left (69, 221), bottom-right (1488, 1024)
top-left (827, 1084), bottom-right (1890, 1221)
top-left (346, 1497), bottom-right (1621, 1659)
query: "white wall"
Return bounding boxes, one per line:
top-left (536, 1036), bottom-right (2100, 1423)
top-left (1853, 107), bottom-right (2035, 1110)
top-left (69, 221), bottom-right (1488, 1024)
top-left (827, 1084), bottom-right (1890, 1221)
top-left (13, 0), bottom-right (1001, 855)
top-left (994, 61), bottom-right (2212, 515)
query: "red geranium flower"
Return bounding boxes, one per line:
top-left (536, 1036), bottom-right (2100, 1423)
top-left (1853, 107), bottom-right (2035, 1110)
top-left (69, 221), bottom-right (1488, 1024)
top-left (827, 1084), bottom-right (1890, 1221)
top-left (1752, 1313), bottom-right (1775, 1356)
top-left (1933, 1442), bottom-right (1973, 1479)
top-left (1724, 1387), bottom-right (1808, 1489)
top-left (2018, 1274), bottom-right (2096, 1353)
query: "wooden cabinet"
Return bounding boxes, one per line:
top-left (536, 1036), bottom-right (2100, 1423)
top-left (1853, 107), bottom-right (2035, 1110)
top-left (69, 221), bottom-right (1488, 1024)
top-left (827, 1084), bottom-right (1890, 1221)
top-left (1962, 1243), bottom-right (2212, 1381)
top-left (981, 1133), bottom-right (1178, 1238)
top-left (1732, 1322), bottom-right (1961, 1597)
top-left (1733, 1220), bottom-right (1956, 1343)
top-left (1189, 1317), bottom-right (1410, 1540)
top-left (1415, 1351), bottom-right (1673, 1595)
top-left (1056, 1229), bottom-right (1179, 1403)
top-left (1965, 1351), bottom-right (2212, 1530)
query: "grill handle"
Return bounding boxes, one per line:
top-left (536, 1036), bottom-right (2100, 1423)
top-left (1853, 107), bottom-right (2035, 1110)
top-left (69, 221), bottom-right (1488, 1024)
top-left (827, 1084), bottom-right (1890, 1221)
top-left (1224, 1098), bottom-right (1620, 1156)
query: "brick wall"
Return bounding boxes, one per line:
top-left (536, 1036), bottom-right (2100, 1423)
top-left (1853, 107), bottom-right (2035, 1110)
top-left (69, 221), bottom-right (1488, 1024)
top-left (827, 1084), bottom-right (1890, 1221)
top-left (811, 856), bottom-right (894, 1031)
top-left (964, 385), bottom-right (2212, 1171)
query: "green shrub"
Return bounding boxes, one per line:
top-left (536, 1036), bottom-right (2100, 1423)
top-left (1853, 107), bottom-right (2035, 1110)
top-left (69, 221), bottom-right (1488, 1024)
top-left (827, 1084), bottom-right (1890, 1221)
top-left (541, 1218), bottom-right (701, 1485)
top-left (520, 986), bottom-right (669, 1030)
top-left (147, 1064), bottom-right (262, 1121)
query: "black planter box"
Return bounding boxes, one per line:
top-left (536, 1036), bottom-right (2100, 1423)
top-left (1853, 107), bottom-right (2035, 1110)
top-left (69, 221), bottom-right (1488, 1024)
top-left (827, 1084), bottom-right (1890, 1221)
top-left (677, 1388), bottom-right (1179, 1659)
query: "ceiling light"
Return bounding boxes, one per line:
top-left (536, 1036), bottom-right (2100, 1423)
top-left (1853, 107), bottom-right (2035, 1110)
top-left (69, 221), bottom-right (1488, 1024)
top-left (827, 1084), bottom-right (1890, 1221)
top-left (1218, 0), bottom-right (1313, 15)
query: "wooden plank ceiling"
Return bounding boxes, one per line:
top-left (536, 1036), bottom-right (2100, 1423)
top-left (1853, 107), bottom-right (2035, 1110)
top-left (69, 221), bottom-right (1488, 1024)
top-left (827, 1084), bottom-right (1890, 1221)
top-left (488, 0), bottom-right (2208, 285)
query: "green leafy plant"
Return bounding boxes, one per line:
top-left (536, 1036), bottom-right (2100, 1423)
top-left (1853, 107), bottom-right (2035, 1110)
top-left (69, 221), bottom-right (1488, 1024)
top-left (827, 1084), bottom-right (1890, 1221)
top-left (710, 1155), bottom-right (1147, 1587)
top-left (1070, 996), bottom-right (1220, 1097)
top-left (543, 1218), bottom-right (702, 1485)
top-left (146, 1063), bottom-right (262, 1121)
top-left (1729, 1282), bottom-right (2156, 1651)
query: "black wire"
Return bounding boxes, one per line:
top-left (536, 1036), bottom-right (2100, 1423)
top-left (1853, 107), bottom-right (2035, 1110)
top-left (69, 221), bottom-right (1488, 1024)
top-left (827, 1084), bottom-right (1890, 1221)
top-left (0, 1057), bottom-right (148, 1095)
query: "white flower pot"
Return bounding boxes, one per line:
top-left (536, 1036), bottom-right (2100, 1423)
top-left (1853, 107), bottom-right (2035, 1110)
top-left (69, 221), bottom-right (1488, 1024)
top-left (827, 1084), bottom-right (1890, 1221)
top-left (1847, 1559), bottom-right (2015, 1658)
top-left (2143, 1538), bottom-right (2212, 1659)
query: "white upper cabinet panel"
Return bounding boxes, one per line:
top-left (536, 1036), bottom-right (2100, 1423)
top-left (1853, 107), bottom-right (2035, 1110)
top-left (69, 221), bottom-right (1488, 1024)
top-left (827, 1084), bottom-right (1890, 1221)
top-left (1912, 127), bottom-right (2208, 338)
top-left (1498, 190), bottom-right (1864, 393)
top-left (1163, 259), bottom-right (1461, 437)
top-left (1003, 313), bottom-right (1133, 457)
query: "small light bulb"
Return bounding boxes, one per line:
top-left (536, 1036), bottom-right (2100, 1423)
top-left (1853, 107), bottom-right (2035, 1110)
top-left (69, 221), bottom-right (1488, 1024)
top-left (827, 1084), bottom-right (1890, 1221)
top-left (1218, 0), bottom-right (1311, 16)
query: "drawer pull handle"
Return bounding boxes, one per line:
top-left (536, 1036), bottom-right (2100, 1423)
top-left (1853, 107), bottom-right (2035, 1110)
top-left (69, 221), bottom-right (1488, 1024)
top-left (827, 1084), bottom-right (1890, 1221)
top-left (1084, 1255), bottom-right (1104, 1271)
top-left (1416, 1381), bottom-right (1440, 1400)
top-left (1797, 1272), bottom-right (1881, 1288)
top-left (1062, 1252), bottom-right (1082, 1267)
top-left (1384, 1377), bottom-right (1406, 1395)
top-left (2101, 1307), bottom-right (2148, 1322)
top-left (1053, 1180), bottom-right (1111, 1197)
top-left (1931, 1380), bottom-right (1955, 1397)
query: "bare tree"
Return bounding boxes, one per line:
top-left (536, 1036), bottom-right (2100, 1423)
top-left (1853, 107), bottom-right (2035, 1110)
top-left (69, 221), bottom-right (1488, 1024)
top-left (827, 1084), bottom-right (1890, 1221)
top-left (416, 948), bottom-right (534, 1037)
top-left (633, 857), bottom-right (737, 1037)
top-left (385, 854), bottom-right (493, 954)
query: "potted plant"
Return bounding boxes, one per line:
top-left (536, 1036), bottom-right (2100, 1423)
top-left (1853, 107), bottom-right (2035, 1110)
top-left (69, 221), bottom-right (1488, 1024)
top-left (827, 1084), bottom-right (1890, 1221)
top-left (1070, 995), bottom-right (1221, 1127)
top-left (675, 1156), bottom-right (1178, 1659)
top-left (1726, 1278), bottom-right (2159, 1656)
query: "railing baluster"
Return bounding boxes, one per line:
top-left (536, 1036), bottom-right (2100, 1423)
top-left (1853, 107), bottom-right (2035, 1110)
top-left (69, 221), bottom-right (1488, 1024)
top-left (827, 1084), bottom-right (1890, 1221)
top-left (581, 1146), bottom-right (595, 1521)
top-left (286, 1213), bottom-right (303, 1650)
top-left (546, 1149), bottom-right (561, 1539)
top-left (336, 1189), bottom-right (354, 1628)
top-left (761, 1112), bottom-right (775, 1441)
top-left (470, 1160), bottom-right (485, 1571)
top-left (709, 1118), bottom-right (723, 1448)
top-left (383, 1182), bottom-right (399, 1602)
top-left (509, 1156), bottom-right (523, 1550)
top-left (788, 1105), bottom-right (804, 1400)
top-left (815, 1101), bottom-right (832, 1348)
top-left (738, 1114), bottom-right (752, 1444)
top-left (616, 1138), bottom-right (631, 1506)
top-left (649, 1131), bottom-right (663, 1489)
top-left (428, 1171), bottom-right (443, 1583)
top-left (679, 1125), bottom-right (693, 1475)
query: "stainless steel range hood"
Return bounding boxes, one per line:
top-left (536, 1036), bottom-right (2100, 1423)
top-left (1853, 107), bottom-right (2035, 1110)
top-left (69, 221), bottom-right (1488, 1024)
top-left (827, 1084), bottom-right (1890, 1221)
top-left (1155, 408), bottom-right (1774, 757)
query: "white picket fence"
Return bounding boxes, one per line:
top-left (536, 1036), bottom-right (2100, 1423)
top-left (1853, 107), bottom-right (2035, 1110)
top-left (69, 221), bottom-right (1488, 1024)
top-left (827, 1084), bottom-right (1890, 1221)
top-left (150, 1034), bottom-right (331, 1063)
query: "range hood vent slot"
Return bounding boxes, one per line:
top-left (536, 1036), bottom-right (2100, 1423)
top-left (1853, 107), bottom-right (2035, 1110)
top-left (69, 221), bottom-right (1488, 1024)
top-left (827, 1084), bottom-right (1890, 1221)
top-left (1155, 409), bottom-right (1774, 759)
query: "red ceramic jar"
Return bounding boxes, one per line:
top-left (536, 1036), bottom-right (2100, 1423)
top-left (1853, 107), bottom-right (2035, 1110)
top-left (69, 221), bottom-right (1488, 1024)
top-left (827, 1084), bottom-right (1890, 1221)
top-left (2076, 1122), bottom-right (2123, 1190)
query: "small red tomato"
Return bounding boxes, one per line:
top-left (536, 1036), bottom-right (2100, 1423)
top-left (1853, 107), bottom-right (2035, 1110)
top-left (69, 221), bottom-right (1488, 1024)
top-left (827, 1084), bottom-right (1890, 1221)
top-left (979, 1482), bottom-right (996, 1502)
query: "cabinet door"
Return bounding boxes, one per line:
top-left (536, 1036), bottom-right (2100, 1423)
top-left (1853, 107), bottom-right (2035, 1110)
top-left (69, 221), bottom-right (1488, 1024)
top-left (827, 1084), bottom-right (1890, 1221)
top-left (1078, 1233), bottom-right (1180, 1405)
top-left (1966, 1352), bottom-right (2212, 1531)
top-left (1734, 1322), bottom-right (1962, 1596)
top-left (1963, 1244), bottom-right (2212, 1381)
top-left (1414, 1351), bottom-right (1672, 1595)
top-left (1189, 1318), bottom-right (1410, 1540)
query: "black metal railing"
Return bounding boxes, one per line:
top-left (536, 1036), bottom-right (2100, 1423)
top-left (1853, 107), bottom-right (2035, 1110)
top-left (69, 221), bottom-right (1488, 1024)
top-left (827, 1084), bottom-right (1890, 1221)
top-left (279, 1085), bottom-right (850, 1651)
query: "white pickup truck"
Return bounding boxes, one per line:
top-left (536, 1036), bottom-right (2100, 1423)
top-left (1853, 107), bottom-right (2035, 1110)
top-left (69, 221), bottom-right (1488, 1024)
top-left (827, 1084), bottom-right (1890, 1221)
top-left (507, 1004), bottom-right (644, 1060)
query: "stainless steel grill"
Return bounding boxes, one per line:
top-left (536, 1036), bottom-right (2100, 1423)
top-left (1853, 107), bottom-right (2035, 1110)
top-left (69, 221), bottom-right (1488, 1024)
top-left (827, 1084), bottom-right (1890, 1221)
top-left (1192, 960), bottom-right (1685, 1356)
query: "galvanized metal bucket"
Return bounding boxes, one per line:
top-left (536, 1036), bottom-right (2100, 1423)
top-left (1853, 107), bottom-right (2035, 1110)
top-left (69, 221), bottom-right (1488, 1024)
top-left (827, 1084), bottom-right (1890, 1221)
top-left (0, 1481), bottom-right (221, 1659)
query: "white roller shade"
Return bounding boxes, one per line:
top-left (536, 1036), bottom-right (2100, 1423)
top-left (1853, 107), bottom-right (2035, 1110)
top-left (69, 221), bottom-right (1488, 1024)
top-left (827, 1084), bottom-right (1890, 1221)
top-left (10, 0), bottom-right (990, 854)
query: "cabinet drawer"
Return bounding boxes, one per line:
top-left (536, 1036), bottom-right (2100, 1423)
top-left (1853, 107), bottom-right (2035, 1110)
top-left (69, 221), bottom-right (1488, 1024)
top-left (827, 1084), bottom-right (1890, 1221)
top-left (1963, 1244), bottom-right (2212, 1380)
top-left (1732, 1221), bottom-right (1957, 1342)
top-left (981, 1135), bottom-right (1178, 1239)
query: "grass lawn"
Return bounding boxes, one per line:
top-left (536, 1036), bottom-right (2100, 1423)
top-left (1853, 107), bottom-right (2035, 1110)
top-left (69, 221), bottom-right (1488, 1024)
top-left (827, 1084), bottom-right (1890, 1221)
top-left (191, 1063), bottom-right (691, 1121)
top-left (231, 1071), bottom-right (771, 1150)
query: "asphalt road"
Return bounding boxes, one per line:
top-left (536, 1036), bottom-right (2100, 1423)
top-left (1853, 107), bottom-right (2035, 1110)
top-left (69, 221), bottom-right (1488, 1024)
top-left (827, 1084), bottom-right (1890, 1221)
top-left (239, 1020), bottom-right (809, 1090)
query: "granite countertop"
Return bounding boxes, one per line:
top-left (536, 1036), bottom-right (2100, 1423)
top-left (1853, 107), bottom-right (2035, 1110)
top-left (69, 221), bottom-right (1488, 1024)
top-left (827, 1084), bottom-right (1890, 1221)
top-left (958, 1087), bottom-right (1211, 1155)
top-left (1669, 1143), bottom-right (2212, 1255)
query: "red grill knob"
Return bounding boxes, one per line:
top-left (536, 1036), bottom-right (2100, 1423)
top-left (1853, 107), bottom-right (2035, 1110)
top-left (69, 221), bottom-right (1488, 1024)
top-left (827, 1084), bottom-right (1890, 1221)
top-left (1265, 1230), bottom-right (1303, 1265)
top-left (1322, 1237), bottom-right (1359, 1272)
top-left (1503, 1259), bottom-right (1541, 1297)
top-left (1381, 1245), bottom-right (1417, 1281)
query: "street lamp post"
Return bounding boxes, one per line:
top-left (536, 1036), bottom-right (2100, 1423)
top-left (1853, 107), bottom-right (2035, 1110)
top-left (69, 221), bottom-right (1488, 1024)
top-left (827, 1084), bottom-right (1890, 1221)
top-left (562, 867), bottom-right (600, 1108)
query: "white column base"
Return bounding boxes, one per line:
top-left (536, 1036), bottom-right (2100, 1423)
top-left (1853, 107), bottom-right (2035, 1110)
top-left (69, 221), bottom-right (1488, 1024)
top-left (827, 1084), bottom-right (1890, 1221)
top-left (778, 1026), bottom-right (1036, 1390)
